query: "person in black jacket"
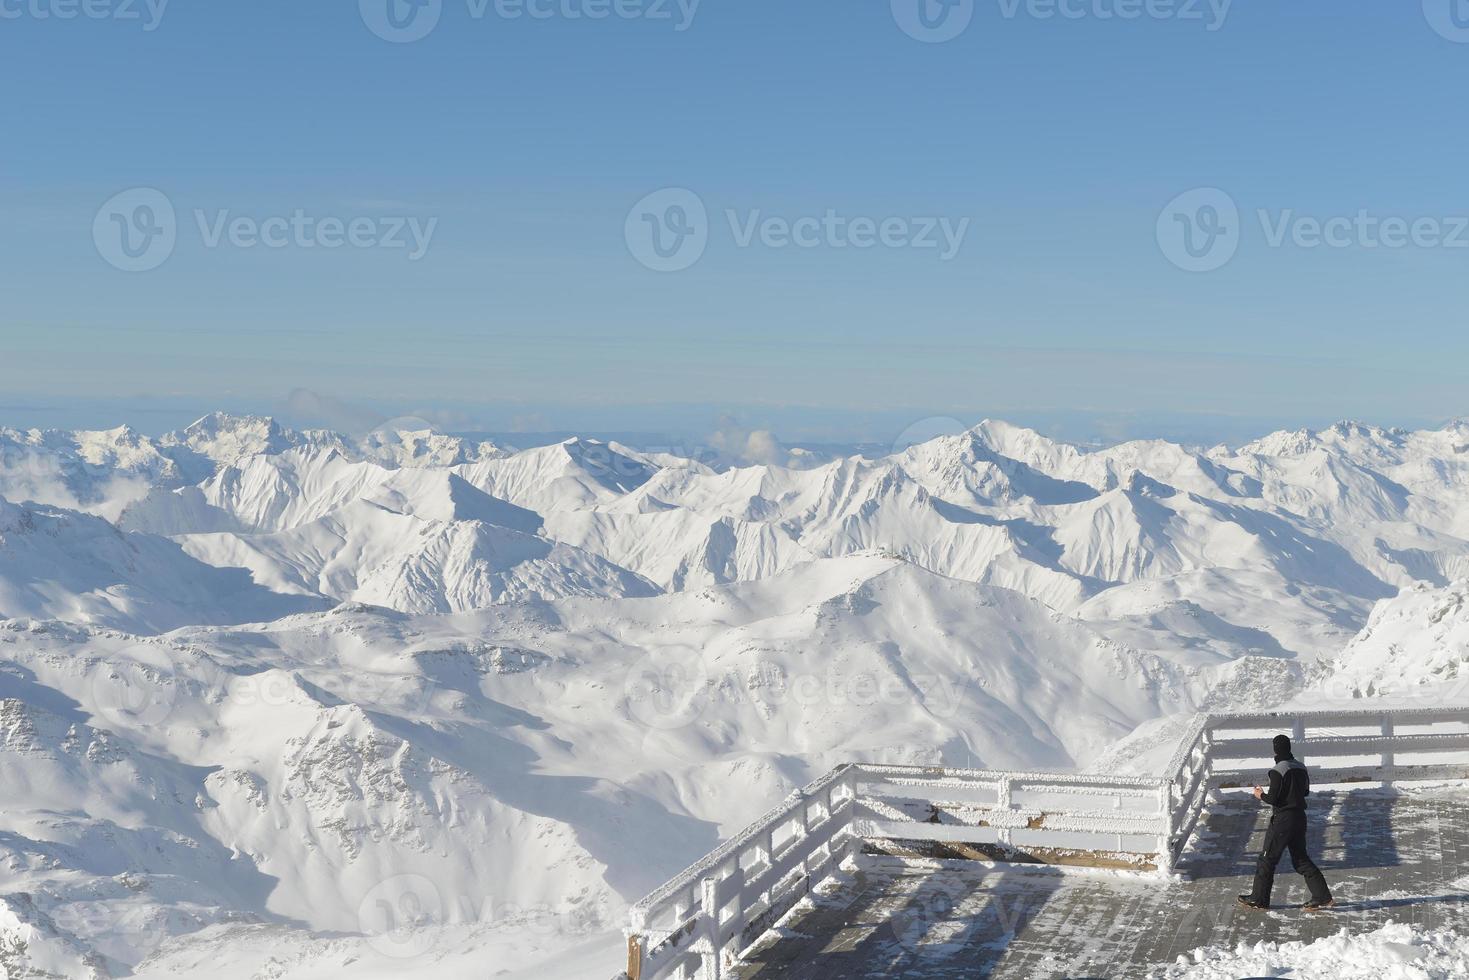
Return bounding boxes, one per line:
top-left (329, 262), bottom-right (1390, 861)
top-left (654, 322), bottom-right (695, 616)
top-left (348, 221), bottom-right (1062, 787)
top-left (1236, 734), bottom-right (1334, 911)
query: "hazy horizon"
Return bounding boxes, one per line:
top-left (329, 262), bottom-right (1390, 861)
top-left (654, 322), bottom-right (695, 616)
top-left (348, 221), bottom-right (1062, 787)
top-left (2, 390), bottom-right (1463, 456)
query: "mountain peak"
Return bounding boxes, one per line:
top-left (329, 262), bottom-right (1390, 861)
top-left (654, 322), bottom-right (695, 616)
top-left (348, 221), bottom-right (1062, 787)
top-left (181, 411), bottom-right (284, 437)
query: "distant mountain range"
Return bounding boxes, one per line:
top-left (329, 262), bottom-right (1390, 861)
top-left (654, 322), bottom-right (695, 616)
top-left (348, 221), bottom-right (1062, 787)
top-left (1, 413), bottom-right (1466, 977)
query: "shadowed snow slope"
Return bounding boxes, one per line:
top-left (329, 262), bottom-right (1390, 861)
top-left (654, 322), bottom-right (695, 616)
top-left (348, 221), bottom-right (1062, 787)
top-left (178, 498), bottom-right (659, 613)
top-left (0, 496), bottom-right (326, 632)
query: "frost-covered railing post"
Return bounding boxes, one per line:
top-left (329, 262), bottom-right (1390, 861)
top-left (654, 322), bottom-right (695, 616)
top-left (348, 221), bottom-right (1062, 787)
top-left (995, 775), bottom-right (1013, 850)
top-left (1380, 715), bottom-right (1395, 786)
top-left (1160, 714), bottom-right (1213, 873)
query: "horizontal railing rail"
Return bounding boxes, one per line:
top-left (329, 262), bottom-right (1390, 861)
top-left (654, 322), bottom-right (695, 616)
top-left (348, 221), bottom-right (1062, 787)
top-left (624, 703), bottom-right (1469, 980)
top-left (850, 765), bottom-right (1169, 871)
top-left (1199, 707), bottom-right (1469, 802)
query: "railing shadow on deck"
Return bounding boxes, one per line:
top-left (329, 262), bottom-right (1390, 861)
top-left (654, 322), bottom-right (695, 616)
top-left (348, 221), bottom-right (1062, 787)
top-left (1178, 789), bottom-right (1405, 881)
top-left (1328, 789), bottom-right (1402, 874)
top-left (623, 704), bottom-right (1469, 980)
top-left (734, 862), bottom-right (1066, 980)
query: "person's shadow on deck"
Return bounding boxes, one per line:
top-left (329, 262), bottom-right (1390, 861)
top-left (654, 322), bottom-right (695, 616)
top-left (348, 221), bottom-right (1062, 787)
top-left (1333, 893), bottom-right (1468, 914)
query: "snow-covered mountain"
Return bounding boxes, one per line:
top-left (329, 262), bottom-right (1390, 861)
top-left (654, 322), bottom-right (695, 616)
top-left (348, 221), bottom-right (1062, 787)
top-left (2, 412), bottom-right (1468, 977)
top-left (0, 414), bottom-right (514, 521)
top-left (178, 497), bottom-right (659, 614)
top-left (0, 496), bottom-right (324, 632)
top-left (105, 416), bottom-right (1469, 656)
top-left (1320, 578), bottom-right (1469, 698)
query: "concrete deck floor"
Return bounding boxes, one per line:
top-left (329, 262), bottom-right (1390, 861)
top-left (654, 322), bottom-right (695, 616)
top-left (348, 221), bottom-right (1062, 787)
top-left (732, 787), bottom-right (1469, 979)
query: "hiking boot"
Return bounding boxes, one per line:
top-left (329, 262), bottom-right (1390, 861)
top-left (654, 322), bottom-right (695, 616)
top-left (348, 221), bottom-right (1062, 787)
top-left (1236, 895), bottom-right (1269, 910)
top-left (1303, 898), bottom-right (1336, 912)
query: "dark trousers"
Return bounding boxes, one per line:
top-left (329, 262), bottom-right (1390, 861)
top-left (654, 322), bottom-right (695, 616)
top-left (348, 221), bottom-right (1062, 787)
top-left (1249, 809), bottom-right (1332, 907)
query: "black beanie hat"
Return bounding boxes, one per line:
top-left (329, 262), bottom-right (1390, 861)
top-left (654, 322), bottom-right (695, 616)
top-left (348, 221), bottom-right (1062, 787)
top-left (1273, 734), bottom-right (1292, 758)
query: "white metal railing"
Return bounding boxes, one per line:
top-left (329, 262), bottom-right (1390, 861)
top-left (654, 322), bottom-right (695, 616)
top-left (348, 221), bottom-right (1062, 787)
top-left (1158, 705), bottom-right (1469, 866)
top-left (623, 765), bottom-right (1170, 980)
top-left (624, 765), bottom-right (859, 980)
top-left (623, 704), bottom-right (1469, 980)
top-left (849, 765), bottom-right (1169, 869)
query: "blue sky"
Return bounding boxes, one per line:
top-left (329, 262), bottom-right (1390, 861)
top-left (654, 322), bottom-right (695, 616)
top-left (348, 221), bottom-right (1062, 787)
top-left (2, 1), bottom-right (1468, 446)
